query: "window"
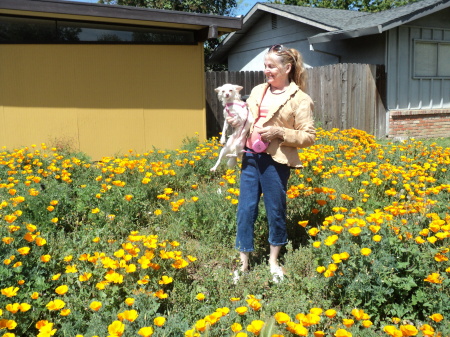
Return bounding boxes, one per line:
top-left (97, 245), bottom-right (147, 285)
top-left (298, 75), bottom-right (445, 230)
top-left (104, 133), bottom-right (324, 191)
top-left (0, 15), bottom-right (196, 44)
top-left (414, 40), bottom-right (450, 78)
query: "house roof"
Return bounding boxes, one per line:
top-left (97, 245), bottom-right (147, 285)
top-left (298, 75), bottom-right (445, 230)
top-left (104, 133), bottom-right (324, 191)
top-left (0, 0), bottom-right (242, 40)
top-left (308, 0), bottom-right (450, 44)
top-left (209, 0), bottom-right (450, 62)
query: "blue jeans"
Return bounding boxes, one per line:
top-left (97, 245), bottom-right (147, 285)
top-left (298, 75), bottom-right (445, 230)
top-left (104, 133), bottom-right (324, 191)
top-left (235, 150), bottom-right (291, 252)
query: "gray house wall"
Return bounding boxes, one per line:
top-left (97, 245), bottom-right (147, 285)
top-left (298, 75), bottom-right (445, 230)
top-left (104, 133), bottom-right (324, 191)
top-left (228, 13), bottom-right (387, 71)
top-left (314, 34), bottom-right (386, 65)
top-left (228, 13), bottom-right (336, 70)
top-left (387, 8), bottom-right (450, 110)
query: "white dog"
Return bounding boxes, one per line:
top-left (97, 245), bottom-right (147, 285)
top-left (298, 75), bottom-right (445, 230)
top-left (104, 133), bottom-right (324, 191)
top-left (210, 84), bottom-right (253, 172)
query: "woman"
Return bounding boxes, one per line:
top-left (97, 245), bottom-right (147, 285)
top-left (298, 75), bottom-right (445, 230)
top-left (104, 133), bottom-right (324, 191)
top-left (232, 44), bottom-right (315, 283)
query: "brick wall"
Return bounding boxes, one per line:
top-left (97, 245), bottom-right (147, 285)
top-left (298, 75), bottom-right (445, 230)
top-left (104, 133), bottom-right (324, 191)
top-left (389, 109), bottom-right (450, 139)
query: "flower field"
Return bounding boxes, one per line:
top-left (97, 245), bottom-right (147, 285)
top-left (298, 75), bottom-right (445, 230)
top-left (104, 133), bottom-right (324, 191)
top-left (0, 128), bottom-right (449, 337)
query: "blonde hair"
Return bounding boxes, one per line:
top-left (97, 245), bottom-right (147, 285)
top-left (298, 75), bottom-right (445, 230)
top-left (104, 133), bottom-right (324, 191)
top-left (267, 46), bottom-right (307, 91)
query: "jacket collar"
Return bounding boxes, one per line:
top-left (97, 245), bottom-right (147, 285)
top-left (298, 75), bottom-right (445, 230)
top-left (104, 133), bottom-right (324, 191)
top-left (248, 82), bottom-right (300, 122)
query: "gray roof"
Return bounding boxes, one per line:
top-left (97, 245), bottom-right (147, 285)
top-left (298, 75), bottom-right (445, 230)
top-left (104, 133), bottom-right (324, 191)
top-left (309, 0), bottom-right (450, 43)
top-left (262, 3), bottom-right (366, 30)
top-left (209, 0), bottom-right (450, 62)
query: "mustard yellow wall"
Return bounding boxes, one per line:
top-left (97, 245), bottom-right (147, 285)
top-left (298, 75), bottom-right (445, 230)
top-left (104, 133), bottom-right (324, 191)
top-left (0, 44), bottom-right (206, 159)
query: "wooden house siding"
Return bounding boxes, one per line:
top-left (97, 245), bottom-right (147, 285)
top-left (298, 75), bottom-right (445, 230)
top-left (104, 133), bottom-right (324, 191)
top-left (387, 25), bottom-right (450, 110)
top-left (228, 13), bottom-right (335, 70)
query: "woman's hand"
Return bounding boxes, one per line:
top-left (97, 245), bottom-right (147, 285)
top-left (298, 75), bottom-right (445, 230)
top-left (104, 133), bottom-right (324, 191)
top-left (258, 126), bottom-right (285, 141)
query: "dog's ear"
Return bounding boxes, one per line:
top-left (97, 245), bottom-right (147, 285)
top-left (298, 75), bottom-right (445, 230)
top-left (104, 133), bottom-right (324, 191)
top-left (235, 85), bottom-right (244, 92)
top-left (215, 86), bottom-right (222, 93)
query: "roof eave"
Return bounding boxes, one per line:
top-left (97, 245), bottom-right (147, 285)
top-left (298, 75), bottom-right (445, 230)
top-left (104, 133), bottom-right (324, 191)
top-left (309, 25), bottom-right (383, 45)
top-left (0, 0), bottom-right (243, 35)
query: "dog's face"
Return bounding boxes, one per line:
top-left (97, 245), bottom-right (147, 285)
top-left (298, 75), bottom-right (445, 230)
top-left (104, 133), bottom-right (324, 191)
top-left (215, 84), bottom-right (243, 103)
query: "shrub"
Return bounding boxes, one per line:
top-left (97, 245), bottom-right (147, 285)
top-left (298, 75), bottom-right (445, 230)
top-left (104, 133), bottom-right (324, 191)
top-left (0, 130), bottom-right (449, 337)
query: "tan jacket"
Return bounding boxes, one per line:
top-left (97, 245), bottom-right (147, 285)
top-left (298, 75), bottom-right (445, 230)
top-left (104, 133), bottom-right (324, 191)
top-left (246, 82), bottom-right (315, 168)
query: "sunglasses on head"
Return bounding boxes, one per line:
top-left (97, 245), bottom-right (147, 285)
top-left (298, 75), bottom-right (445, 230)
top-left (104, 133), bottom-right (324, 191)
top-left (269, 44), bottom-right (284, 53)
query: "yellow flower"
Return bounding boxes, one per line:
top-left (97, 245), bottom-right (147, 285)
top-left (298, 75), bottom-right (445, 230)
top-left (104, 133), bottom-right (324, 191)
top-left (154, 316), bottom-right (166, 327)
top-left (310, 308), bottom-right (323, 315)
top-left (90, 301), bottom-right (102, 311)
top-left (138, 327), bottom-right (154, 337)
top-left (231, 323), bottom-right (243, 332)
top-left (384, 325), bottom-right (401, 336)
top-left (362, 320), bottom-right (373, 328)
top-left (335, 328), bottom-right (352, 337)
top-left (172, 259), bottom-right (189, 269)
top-left (314, 331), bottom-right (325, 337)
top-left (372, 234), bottom-right (382, 242)
top-left (298, 220), bottom-right (309, 227)
top-left (195, 319), bottom-right (208, 332)
top-left (274, 312), bottom-right (291, 324)
top-left (31, 292), bottom-right (39, 299)
top-left (6, 303), bottom-right (20, 313)
top-left (360, 248), bottom-right (372, 256)
top-left (46, 299), bottom-right (65, 311)
top-left (60, 309), bottom-right (71, 316)
top-left (324, 235), bottom-right (339, 246)
top-left (159, 276), bottom-right (173, 285)
top-left (235, 306), bottom-right (248, 315)
top-left (124, 194), bottom-right (133, 201)
top-left (55, 285), bottom-right (69, 295)
top-left (424, 272), bottom-right (443, 284)
top-left (1, 286), bottom-right (19, 297)
top-left (316, 266), bottom-right (326, 273)
top-left (400, 324), bottom-right (418, 336)
top-left (2, 237), bottom-right (14, 244)
top-left (17, 247), bottom-right (30, 255)
top-left (195, 293), bottom-right (205, 301)
top-left (308, 228), bottom-right (320, 236)
top-left (35, 237), bottom-right (47, 246)
top-left (79, 273), bottom-right (92, 282)
top-left (312, 241), bottom-right (321, 248)
top-left (108, 320), bottom-right (125, 337)
top-left (325, 309), bottom-right (337, 318)
top-left (154, 209), bottom-right (162, 215)
top-left (91, 208), bottom-right (100, 214)
top-left (52, 273), bottom-right (61, 281)
top-left (246, 320), bottom-right (265, 335)
top-left (348, 227), bottom-right (361, 236)
top-left (65, 265), bottom-right (78, 273)
top-left (51, 218), bottom-right (58, 223)
top-left (429, 313), bottom-right (444, 322)
top-left (153, 289), bottom-right (168, 299)
top-left (117, 309), bottom-right (139, 322)
top-left (124, 298), bottom-right (135, 306)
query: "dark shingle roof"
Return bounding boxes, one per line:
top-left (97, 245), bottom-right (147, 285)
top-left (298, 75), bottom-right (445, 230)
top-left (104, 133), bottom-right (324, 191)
top-left (309, 0), bottom-right (450, 43)
top-left (262, 3), bottom-right (366, 30)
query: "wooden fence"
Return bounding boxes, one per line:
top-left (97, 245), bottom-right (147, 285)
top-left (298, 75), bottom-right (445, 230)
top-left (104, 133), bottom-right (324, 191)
top-left (205, 63), bottom-right (387, 138)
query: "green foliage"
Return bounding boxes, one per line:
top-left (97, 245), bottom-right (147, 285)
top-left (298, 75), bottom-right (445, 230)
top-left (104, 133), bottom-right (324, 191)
top-left (98, 0), bottom-right (237, 16)
top-left (0, 130), bottom-right (449, 336)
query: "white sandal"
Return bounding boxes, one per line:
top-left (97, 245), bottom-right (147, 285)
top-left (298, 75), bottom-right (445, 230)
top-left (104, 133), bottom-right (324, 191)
top-left (270, 265), bottom-right (285, 283)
